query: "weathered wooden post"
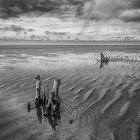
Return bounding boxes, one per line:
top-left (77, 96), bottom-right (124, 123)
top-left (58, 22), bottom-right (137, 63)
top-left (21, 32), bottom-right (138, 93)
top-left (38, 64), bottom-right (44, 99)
top-left (27, 102), bottom-right (31, 113)
top-left (46, 84), bottom-right (49, 100)
top-left (100, 53), bottom-right (105, 62)
top-left (42, 84), bottom-right (49, 105)
top-left (52, 79), bottom-right (61, 115)
top-left (42, 84), bottom-right (50, 114)
top-left (52, 79), bottom-right (61, 97)
top-left (42, 85), bottom-right (45, 105)
top-left (35, 75), bottom-right (41, 104)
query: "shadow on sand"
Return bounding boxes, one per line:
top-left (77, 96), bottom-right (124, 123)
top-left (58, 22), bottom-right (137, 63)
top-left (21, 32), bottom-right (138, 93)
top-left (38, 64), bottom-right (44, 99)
top-left (36, 106), bottom-right (61, 130)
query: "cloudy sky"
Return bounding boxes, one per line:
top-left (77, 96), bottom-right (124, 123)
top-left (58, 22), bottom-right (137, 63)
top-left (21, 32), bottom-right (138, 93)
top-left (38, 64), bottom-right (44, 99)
top-left (0, 0), bottom-right (140, 41)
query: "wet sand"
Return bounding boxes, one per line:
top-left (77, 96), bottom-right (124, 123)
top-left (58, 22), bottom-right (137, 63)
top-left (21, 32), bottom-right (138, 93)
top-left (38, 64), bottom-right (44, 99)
top-left (0, 45), bottom-right (140, 140)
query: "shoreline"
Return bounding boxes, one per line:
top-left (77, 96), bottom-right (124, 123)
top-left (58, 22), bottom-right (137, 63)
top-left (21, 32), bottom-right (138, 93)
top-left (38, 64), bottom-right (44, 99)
top-left (0, 39), bottom-right (140, 46)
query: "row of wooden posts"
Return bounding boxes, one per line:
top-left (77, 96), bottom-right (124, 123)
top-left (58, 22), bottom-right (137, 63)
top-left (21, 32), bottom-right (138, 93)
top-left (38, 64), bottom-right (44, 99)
top-left (35, 77), bottom-right (60, 103)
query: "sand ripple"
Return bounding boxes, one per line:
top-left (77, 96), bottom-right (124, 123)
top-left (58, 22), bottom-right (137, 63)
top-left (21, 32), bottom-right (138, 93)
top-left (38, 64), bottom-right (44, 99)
top-left (0, 49), bottom-right (140, 140)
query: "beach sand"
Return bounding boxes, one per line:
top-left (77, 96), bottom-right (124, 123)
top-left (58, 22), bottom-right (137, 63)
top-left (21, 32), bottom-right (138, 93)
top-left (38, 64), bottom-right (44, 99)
top-left (0, 45), bottom-right (140, 140)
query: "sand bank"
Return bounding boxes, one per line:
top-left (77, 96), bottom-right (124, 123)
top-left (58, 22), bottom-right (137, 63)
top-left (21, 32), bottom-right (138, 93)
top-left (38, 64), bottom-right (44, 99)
top-left (0, 47), bottom-right (140, 140)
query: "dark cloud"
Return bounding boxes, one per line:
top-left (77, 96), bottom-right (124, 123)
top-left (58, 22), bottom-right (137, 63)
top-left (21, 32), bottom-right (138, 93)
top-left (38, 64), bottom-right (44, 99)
top-left (120, 9), bottom-right (140, 22)
top-left (132, 0), bottom-right (140, 9)
top-left (0, 0), bottom-right (62, 18)
top-left (8, 25), bottom-right (25, 32)
top-left (0, 0), bottom-right (140, 23)
top-left (0, 24), bottom-right (34, 32)
top-left (0, 25), bottom-right (24, 32)
top-left (0, 0), bottom-right (88, 18)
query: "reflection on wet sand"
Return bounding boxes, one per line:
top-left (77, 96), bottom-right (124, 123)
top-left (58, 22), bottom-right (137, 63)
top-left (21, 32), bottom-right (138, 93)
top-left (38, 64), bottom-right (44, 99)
top-left (1, 48), bottom-right (140, 140)
top-left (36, 106), bottom-right (61, 130)
top-left (45, 113), bottom-right (61, 130)
top-left (36, 106), bottom-right (43, 123)
top-left (100, 59), bottom-right (109, 69)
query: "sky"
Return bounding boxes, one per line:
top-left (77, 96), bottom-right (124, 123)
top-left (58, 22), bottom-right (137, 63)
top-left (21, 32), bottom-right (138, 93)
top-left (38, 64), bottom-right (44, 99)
top-left (0, 0), bottom-right (140, 41)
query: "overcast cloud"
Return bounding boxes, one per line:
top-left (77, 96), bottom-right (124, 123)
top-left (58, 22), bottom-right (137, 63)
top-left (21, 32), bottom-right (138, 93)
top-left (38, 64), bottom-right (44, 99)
top-left (0, 0), bottom-right (139, 22)
top-left (0, 0), bottom-right (140, 41)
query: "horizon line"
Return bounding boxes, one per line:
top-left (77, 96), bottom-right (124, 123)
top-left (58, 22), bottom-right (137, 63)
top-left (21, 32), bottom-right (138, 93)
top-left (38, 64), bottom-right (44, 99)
top-left (0, 39), bottom-right (140, 46)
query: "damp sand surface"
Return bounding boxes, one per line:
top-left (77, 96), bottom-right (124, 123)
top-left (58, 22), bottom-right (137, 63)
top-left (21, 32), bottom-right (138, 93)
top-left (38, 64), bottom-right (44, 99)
top-left (0, 45), bottom-right (140, 140)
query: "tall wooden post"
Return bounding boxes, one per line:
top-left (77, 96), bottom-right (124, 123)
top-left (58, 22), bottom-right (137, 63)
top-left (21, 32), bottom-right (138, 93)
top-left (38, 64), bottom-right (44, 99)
top-left (52, 79), bottom-right (60, 97)
top-left (42, 85), bottom-right (49, 104)
top-left (35, 80), bottom-right (41, 99)
top-left (35, 75), bottom-right (41, 105)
